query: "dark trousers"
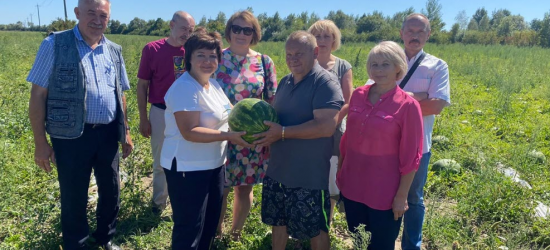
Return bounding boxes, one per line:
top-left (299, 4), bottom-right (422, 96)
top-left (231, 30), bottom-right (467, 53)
top-left (164, 159), bottom-right (224, 250)
top-left (342, 195), bottom-right (402, 250)
top-left (51, 122), bottom-right (120, 250)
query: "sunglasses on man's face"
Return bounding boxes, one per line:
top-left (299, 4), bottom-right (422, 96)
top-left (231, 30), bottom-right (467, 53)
top-left (231, 25), bottom-right (254, 36)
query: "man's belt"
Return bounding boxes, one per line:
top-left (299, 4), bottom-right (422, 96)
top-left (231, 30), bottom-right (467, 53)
top-left (152, 103), bottom-right (167, 110)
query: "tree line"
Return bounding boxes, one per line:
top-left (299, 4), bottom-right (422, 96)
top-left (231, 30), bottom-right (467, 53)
top-left (2, 0), bottom-right (550, 48)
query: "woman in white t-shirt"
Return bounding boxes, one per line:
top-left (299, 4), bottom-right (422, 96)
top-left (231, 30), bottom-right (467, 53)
top-left (161, 29), bottom-right (253, 250)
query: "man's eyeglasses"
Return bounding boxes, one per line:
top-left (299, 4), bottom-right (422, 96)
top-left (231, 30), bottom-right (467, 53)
top-left (231, 25), bottom-right (254, 36)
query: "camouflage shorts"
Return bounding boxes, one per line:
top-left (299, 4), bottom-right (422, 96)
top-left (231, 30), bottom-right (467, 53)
top-left (261, 176), bottom-right (331, 240)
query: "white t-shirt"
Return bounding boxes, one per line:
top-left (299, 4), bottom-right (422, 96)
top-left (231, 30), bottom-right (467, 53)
top-left (161, 72), bottom-right (232, 172)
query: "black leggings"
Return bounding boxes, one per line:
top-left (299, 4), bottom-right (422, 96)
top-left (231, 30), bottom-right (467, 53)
top-left (164, 159), bottom-right (224, 250)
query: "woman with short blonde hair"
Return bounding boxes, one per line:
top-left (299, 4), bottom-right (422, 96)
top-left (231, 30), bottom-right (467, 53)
top-left (337, 41), bottom-right (423, 250)
top-left (308, 19), bottom-right (353, 221)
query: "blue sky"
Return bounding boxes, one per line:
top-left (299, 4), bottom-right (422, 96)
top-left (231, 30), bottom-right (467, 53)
top-left (3, 0), bottom-right (549, 30)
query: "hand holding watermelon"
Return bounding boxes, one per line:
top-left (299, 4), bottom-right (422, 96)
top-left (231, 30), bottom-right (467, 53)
top-left (224, 131), bottom-right (255, 148)
top-left (252, 121), bottom-right (283, 147)
top-left (228, 99), bottom-right (279, 145)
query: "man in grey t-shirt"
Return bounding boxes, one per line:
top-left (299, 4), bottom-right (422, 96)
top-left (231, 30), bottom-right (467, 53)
top-left (254, 31), bottom-right (343, 250)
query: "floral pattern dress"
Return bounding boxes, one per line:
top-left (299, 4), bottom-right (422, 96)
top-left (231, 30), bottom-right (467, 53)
top-left (215, 48), bottom-right (278, 187)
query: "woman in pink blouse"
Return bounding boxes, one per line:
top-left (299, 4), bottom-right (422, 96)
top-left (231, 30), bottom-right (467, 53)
top-left (337, 41), bottom-right (423, 250)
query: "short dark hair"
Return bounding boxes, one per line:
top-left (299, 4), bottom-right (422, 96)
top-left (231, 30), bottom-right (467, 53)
top-left (183, 27), bottom-right (223, 72)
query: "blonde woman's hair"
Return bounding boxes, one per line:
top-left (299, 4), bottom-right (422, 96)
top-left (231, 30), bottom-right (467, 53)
top-left (366, 41), bottom-right (408, 81)
top-left (307, 20), bottom-right (342, 51)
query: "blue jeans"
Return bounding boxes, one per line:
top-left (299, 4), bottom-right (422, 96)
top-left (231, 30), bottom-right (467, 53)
top-left (402, 152), bottom-right (431, 250)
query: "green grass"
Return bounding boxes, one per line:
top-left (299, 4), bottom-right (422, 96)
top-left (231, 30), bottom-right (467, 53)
top-left (1, 31), bottom-right (549, 249)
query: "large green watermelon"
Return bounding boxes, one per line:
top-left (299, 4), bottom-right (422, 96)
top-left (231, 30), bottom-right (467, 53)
top-left (228, 99), bottom-right (279, 143)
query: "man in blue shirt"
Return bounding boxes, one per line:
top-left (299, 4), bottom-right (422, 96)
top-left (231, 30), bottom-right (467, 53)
top-left (27, 0), bottom-right (132, 249)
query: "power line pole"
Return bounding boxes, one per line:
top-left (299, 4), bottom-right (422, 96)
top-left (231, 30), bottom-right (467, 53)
top-left (30, 14), bottom-right (33, 26)
top-left (63, 0), bottom-right (68, 22)
top-left (36, 4), bottom-right (41, 27)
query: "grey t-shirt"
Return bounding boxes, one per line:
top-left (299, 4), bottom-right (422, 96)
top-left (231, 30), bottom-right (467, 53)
top-left (267, 64), bottom-right (344, 190)
top-left (327, 56), bottom-right (352, 82)
top-left (327, 57), bottom-right (352, 155)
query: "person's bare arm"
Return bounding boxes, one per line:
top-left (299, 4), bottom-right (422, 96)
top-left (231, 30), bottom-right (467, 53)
top-left (337, 69), bottom-right (353, 124)
top-left (392, 171), bottom-right (416, 220)
top-left (405, 93), bottom-right (447, 115)
top-left (136, 78), bottom-right (151, 138)
top-left (418, 98), bottom-right (448, 116)
top-left (406, 91), bottom-right (428, 102)
top-left (29, 84), bottom-right (55, 172)
top-left (121, 94), bottom-right (133, 159)
top-left (174, 111), bottom-right (253, 148)
top-left (253, 108), bottom-right (339, 147)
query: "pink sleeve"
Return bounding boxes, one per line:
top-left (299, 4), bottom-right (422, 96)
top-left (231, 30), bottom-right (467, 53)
top-left (399, 100), bottom-right (424, 175)
top-left (137, 45), bottom-right (152, 80)
top-left (340, 130), bottom-right (347, 160)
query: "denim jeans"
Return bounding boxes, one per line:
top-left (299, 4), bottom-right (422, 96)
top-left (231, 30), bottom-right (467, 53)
top-left (402, 152), bottom-right (432, 250)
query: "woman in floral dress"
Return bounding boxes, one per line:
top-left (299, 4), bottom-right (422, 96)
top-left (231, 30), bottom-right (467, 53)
top-left (215, 10), bottom-right (277, 240)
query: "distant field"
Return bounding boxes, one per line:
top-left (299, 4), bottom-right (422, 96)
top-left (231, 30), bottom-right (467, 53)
top-left (0, 31), bottom-right (549, 249)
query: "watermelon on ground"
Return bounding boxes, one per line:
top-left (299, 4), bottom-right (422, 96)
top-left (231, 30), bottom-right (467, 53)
top-left (431, 159), bottom-right (461, 175)
top-left (228, 99), bottom-right (278, 143)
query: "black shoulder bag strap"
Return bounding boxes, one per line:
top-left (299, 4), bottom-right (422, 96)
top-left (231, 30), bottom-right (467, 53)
top-left (260, 54), bottom-right (268, 100)
top-left (399, 52), bottom-right (426, 89)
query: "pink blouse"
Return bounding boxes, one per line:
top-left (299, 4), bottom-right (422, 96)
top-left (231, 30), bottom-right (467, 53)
top-left (337, 84), bottom-right (423, 210)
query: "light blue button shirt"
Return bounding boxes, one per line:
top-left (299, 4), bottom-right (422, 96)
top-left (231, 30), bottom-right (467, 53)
top-left (27, 25), bottom-right (130, 124)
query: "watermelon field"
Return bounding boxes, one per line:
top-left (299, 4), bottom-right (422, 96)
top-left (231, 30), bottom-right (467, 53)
top-left (1, 31), bottom-right (550, 249)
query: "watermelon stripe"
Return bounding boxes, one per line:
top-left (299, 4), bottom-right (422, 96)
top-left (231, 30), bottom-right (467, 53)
top-left (228, 99), bottom-right (279, 143)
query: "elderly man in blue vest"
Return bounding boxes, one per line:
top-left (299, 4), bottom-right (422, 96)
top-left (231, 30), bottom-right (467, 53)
top-left (27, 0), bottom-right (132, 249)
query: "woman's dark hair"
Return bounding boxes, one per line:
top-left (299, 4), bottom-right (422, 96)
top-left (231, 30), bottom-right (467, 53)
top-left (184, 27), bottom-right (223, 72)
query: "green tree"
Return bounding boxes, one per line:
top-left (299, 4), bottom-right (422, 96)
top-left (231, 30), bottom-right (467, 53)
top-left (261, 12), bottom-right (285, 41)
top-left (47, 18), bottom-right (76, 32)
top-left (455, 10), bottom-right (468, 30)
top-left (326, 10), bottom-right (355, 30)
top-left (109, 20), bottom-right (125, 34)
top-left (146, 18), bottom-right (169, 36)
top-left (472, 7), bottom-right (488, 25)
top-left (421, 0), bottom-right (445, 32)
top-left (356, 11), bottom-right (386, 34)
top-left (216, 12), bottom-right (227, 24)
top-left (206, 18), bottom-right (225, 35)
top-left (390, 7), bottom-right (415, 28)
top-left (198, 16), bottom-right (207, 27)
top-left (126, 17), bottom-right (146, 35)
top-left (450, 23), bottom-right (460, 42)
top-left (308, 12), bottom-right (320, 27)
top-left (467, 18), bottom-right (478, 30)
top-left (537, 12), bottom-right (550, 47)
top-left (531, 18), bottom-right (542, 32)
top-left (490, 9), bottom-right (511, 29)
top-left (479, 15), bottom-right (490, 31)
